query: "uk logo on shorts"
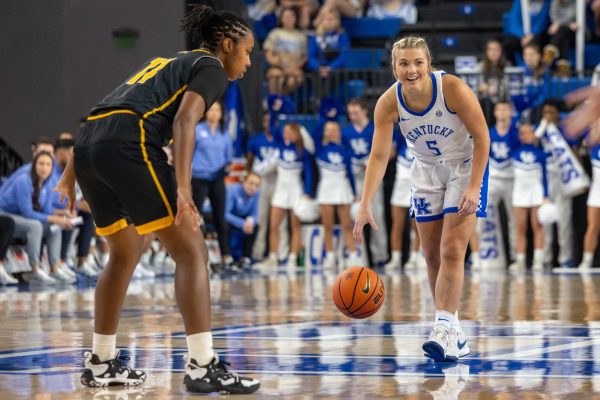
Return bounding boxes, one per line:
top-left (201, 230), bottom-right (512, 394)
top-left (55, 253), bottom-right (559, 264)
top-left (413, 198), bottom-right (432, 216)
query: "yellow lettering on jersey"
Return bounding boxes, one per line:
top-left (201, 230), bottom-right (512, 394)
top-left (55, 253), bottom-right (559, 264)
top-left (126, 58), bottom-right (174, 85)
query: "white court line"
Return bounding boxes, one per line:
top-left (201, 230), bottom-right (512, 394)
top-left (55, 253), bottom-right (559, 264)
top-left (212, 334), bottom-right (600, 340)
top-left (488, 337), bottom-right (600, 360)
top-left (0, 348), bottom-right (82, 359)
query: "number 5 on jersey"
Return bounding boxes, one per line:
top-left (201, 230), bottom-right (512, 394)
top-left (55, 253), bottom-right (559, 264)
top-left (127, 58), bottom-right (174, 85)
top-left (426, 140), bottom-right (441, 156)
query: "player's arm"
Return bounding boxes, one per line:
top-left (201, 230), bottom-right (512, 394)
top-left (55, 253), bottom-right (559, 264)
top-left (444, 74), bottom-right (490, 215)
top-left (353, 85), bottom-right (397, 242)
top-left (54, 156), bottom-right (77, 214)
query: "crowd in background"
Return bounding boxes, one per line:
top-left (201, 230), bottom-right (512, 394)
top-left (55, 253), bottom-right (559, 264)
top-left (1, 0), bottom-right (600, 286)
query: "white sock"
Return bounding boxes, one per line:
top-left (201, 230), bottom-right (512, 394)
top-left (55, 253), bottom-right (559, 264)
top-left (289, 253), bottom-right (297, 262)
top-left (582, 252), bottom-right (594, 264)
top-left (453, 311), bottom-right (461, 331)
top-left (92, 333), bottom-right (117, 362)
top-left (325, 251), bottom-right (335, 260)
top-left (434, 310), bottom-right (455, 329)
top-left (533, 249), bottom-right (543, 264)
top-left (516, 253), bottom-right (526, 265)
top-left (141, 252), bottom-right (152, 265)
top-left (348, 251), bottom-right (359, 259)
top-left (186, 332), bottom-right (214, 366)
top-left (391, 251), bottom-right (401, 262)
top-left (471, 252), bottom-right (480, 265)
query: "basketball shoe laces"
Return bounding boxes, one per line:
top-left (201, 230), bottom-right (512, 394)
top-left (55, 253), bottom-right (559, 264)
top-left (85, 350), bottom-right (137, 377)
top-left (432, 325), bottom-right (455, 349)
top-left (186, 354), bottom-right (241, 383)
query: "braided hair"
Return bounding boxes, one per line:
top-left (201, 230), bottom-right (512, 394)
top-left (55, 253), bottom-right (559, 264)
top-left (180, 5), bottom-right (251, 52)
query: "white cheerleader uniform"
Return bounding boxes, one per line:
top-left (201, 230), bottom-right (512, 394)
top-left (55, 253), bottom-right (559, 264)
top-left (588, 144), bottom-right (600, 208)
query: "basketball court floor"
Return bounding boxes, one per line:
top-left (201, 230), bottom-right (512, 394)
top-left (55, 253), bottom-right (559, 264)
top-left (1, 266), bottom-right (600, 399)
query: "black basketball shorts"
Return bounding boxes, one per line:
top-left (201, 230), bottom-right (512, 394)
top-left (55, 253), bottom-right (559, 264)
top-left (74, 110), bottom-right (176, 236)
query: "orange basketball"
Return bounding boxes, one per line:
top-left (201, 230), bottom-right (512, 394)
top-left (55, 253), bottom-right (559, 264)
top-left (332, 266), bottom-right (385, 319)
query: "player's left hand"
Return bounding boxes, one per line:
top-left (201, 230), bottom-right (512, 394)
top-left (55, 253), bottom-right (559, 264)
top-left (53, 178), bottom-right (76, 215)
top-left (458, 186), bottom-right (479, 216)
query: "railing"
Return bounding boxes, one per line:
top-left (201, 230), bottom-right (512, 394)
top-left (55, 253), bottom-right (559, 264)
top-left (266, 68), bottom-right (593, 119)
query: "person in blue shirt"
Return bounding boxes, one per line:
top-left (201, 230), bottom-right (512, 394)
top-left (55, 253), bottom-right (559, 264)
top-left (510, 123), bottom-right (550, 271)
top-left (0, 137), bottom-right (54, 193)
top-left (246, 111), bottom-right (289, 261)
top-left (191, 101), bottom-right (234, 269)
top-left (503, 0), bottom-right (551, 64)
top-left (512, 43), bottom-right (550, 123)
top-left (314, 121), bottom-right (361, 269)
top-left (226, 172), bottom-right (261, 266)
top-left (260, 122), bottom-right (313, 268)
top-left (306, 8), bottom-right (350, 79)
top-left (0, 151), bottom-right (75, 284)
top-left (342, 98), bottom-right (388, 265)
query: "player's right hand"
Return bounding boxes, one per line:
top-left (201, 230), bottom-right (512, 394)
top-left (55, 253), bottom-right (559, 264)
top-left (353, 202), bottom-right (378, 244)
top-left (175, 187), bottom-right (200, 230)
top-left (53, 178), bottom-right (76, 215)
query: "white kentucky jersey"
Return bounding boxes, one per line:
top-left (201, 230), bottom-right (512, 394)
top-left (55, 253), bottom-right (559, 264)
top-left (396, 70), bottom-right (473, 162)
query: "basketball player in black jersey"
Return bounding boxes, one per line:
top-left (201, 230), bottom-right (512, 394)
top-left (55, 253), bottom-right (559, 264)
top-left (55, 6), bottom-right (259, 394)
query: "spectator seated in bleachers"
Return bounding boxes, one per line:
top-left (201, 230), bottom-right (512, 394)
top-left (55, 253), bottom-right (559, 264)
top-left (314, 0), bottom-right (366, 27)
top-left (542, 0), bottom-right (577, 77)
top-left (366, 0), bottom-right (417, 23)
top-left (512, 43), bottom-right (550, 123)
top-left (279, 0), bottom-right (320, 30)
top-left (503, 0), bottom-right (551, 65)
top-left (264, 7), bottom-right (308, 95)
top-left (226, 172), bottom-right (261, 267)
top-left (0, 151), bottom-right (75, 284)
top-left (306, 8), bottom-right (350, 79)
top-left (477, 38), bottom-right (512, 124)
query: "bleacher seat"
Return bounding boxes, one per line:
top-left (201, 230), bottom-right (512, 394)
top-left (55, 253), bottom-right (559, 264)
top-left (341, 49), bottom-right (385, 69)
top-left (341, 17), bottom-right (402, 40)
top-left (549, 77), bottom-right (592, 98)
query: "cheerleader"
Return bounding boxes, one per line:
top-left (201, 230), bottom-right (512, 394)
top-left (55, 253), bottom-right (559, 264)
top-left (510, 123), bottom-right (549, 271)
top-left (261, 122), bottom-right (313, 268)
top-left (315, 121), bottom-right (360, 269)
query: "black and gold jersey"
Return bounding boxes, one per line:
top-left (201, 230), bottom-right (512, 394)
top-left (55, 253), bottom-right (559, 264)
top-left (89, 49), bottom-right (229, 145)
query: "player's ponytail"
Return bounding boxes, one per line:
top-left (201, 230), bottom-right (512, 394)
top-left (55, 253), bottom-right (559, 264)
top-left (180, 5), bottom-right (251, 52)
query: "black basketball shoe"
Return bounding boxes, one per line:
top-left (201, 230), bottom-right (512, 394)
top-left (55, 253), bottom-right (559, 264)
top-left (81, 351), bottom-right (147, 387)
top-left (183, 353), bottom-right (260, 394)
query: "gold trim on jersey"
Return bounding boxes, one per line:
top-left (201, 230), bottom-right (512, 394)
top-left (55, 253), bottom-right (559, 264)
top-left (87, 109), bottom-right (137, 121)
top-left (96, 218), bottom-right (129, 236)
top-left (142, 84), bottom-right (188, 119)
top-left (138, 118), bottom-right (174, 228)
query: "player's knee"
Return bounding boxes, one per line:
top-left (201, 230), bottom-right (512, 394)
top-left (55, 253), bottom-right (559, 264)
top-left (170, 238), bottom-right (207, 268)
top-left (441, 243), bottom-right (465, 264)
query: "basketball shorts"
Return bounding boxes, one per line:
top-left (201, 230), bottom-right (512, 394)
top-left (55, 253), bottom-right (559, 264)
top-left (409, 157), bottom-right (488, 222)
top-left (74, 111), bottom-right (176, 236)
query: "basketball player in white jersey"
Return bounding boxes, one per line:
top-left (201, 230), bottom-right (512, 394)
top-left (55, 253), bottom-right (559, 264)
top-left (353, 36), bottom-right (490, 361)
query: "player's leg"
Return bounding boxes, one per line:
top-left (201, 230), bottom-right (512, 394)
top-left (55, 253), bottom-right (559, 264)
top-left (81, 225), bottom-right (147, 387)
top-left (154, 213), bottom-right (259, 394)
top-left (264, 206), bottom-right (287, 267)
top-left (320, 204), bottom-right (336, 269)
top-left (289, 211), bottom-right (302, 268)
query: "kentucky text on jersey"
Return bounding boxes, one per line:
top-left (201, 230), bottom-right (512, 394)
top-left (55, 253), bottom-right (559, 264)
top-left (405, 124), bottom-right (455, 144)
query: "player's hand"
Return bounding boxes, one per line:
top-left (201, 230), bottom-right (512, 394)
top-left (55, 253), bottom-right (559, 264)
top-left (565, 85), bottom-right (600, 137)
top-left (175, 187), bottom-right (200, 230)
top-left (458, 185), bottom-right (479, 216)
top-left (353, 202), bottom-right (378, 244)
top-left (53, 178), bottom-right (76, 215)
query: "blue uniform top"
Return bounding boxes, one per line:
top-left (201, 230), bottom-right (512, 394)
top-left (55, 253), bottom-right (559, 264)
top-left (513, 143), bottom-right (549, 196)
top-left (489, 123), bottom-right (520, 172)
top-left (225, 183), bottom-right (260, 230)
top-left (0, 173), bottom-right (55, 222)
top-left (513, 67), bottom-right (550, 112)
top-left (247, 132), bottom-right (279, 163)
top-left (504, 0), bottom-right (551, 37)
top-left (191, 122), bottom-right (233, 181)
top-left (341, 121), bottom-right (375, 170)
top-left (314, 142), bottom-right (356, 196)
top-left (306, 31), bottom-right (351, 71)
